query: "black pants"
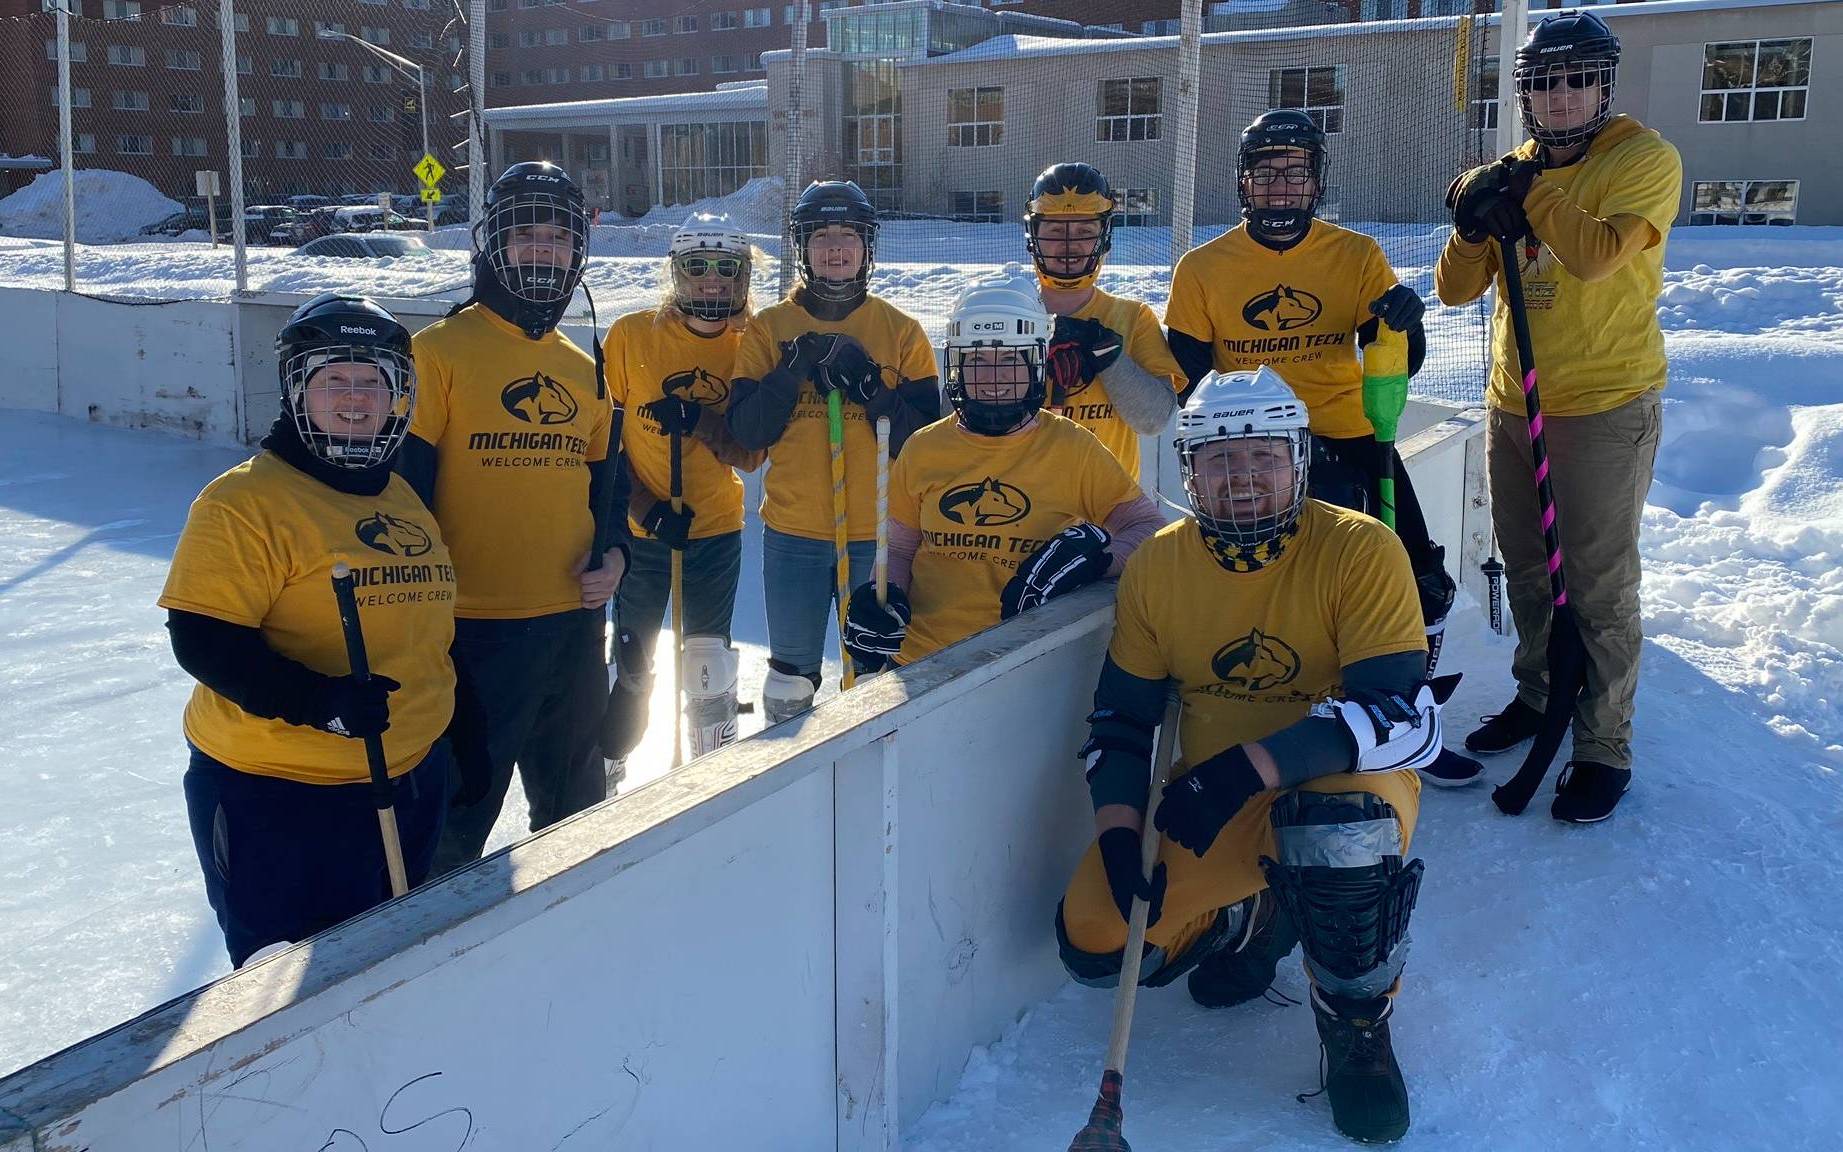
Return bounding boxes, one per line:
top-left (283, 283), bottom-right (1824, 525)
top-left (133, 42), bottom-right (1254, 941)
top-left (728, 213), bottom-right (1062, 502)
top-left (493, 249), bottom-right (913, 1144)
top-left (434, 609), bottom-right (607, 875)
top-left (183, 741), bottom-right (449, 968)
top-left (1312, 434), bottom-right (1442, 576)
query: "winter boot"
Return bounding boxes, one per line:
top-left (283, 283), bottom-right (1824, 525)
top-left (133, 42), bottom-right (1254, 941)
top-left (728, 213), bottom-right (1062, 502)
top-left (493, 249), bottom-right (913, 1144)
top-left (1418, 747), bottom-right (1486, 787)
top-left (1463, 697), bottom-right (1544, 754)
top-left (1308, 989), bottom-right (1410, 1144)
top-left (1188, 891), bottom-right (1300, 1009)
top-left (1551, 760), bottom-right (1631, 823)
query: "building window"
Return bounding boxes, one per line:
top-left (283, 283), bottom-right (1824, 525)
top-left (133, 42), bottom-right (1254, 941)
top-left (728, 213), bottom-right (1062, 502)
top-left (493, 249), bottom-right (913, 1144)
top-left (161, 5), bottom-right (197, 26)
top-left (520, 69), bottom-right (541, 84)
top-left (491, 70), bottom-right (511, 86)
top-left (410, 30), bottom-right (434, 48)
top-left (102, 0), bottom-right (140, 18)
top-left (271, 59), bottom-right (302, 78)
top-left (676, 14), bottom-right (699, 32)
top-left (51, 87), bottom-right (94, 108)
top-left (116, 134), bottom-right (153, 155)
top-left (546, 28), bottom-right (568, 45)
top-left (170, 136), bottom-right (207, 157)
top-left (107, 44), bottom-right (146, 66)
top-left (111, 89), bottom-right (149, 111)
top-left (266, 16), bottom-right (298, 35)
top-left (242, 139), bottom-right (261, 158)
top-left (713, 55), bottom-right (742, 74)
top-left (489, 33), bottom-right (508, 49)
top-left (318, 61), bottom-right (350, 81)
top-left (1268, 65), bottom-right (1345, 134)
top-left (1141, 19), bottom-right (1177, 35)
top-left (46, 40), bottom-right (90, 63)
top-left (365, 64), bottom-right (391, 83)
top-left (314, 19), bottom-right (345, 34)
top-left (644, 59), bottom-right (669, 77)
top-left (675, 58), bottom-right (700, 75)
top-left (641, 18), bottom-right (667, 35)
top-left (948, 86), bottom-right (1003, 147)
top-left (1095, 77), bottom-right (1161, 142)
top-left (240, 96), bottom-right (256, 116)
top-left (660, 120), bottom-right (769, 205)
top-left (368, 103), bottom-right (395, 122)
top-left (273, 99), bottom-right (304, 118)
top-left (1114, 187), bottom-right (1157, 226)
top-left (609, 20), bottom-right (630, 38)
top-left (370, 143), bottom-right (397, 160)
top-left (748, 52), bottom-right (764, 71)
top-left (580, 63), bottom-right (605, 81)
top-left (276, 140), bottom-right (308, 160)
top-left (1689, 179), bottom-right (1797, 224)
top-left (360, 26), bottom-right (390, 45)
top-left (323, 141), bottom-right (354, 160)
top-left (519, 29), bottom-right (541, 47)
top-left (237, 53), bottom-right (250, 74)
top-left (320, 102), bottom-right (352, 120)
top-left (713, 11), bottom-right (739, 30)
top-left (166, 48), bottom-right (202, 70)
top-left (744, 6), bottom-right (771, 26)
top-left (403, 0), bottom-right (432, 9)
top-left (549, 67), bottom-right (571, 83)
top-left (234, 14), bottom-right (248, 32)
top-left (73, 133), bottom-right (96, 155)
top-left (580, 24), bottom-right (604, 41)
top-left (613, 62), bottom-right (633, 79)
top-left (1700, 39), bottom-right (1811, 122)
top-left (488, 0), bottom-right (505, 10)
top-left (952, 190), bottom-right (1003, 223)
top-left (1469, 54), bottom-right (1500, 151)
top-left (169, 92), bottom-right (205, 113)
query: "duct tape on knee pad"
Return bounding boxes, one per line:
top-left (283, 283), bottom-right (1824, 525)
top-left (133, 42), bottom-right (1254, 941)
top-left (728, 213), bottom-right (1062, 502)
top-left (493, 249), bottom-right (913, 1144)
top-left (1259, 790), bottom-right (1422, 1001)
top-left (683, 635), bottom-right (740, 756)
top-left (1054, 900), bottom-right (1170, 990)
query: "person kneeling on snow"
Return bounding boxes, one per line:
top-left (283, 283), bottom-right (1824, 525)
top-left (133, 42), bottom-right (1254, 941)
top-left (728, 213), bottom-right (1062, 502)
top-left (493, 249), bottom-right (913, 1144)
top-left (1054, 367), bottom-right (1451, 1144)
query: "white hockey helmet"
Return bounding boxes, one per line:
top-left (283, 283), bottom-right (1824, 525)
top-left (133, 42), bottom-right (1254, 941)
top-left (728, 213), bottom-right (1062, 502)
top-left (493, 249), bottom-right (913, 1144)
top-left (667, 215), bottom-right (752, 321)
top-left (943, 271), bottom-right (1053, 436)
top-left (1175, 365), bottom-right (1312, 550)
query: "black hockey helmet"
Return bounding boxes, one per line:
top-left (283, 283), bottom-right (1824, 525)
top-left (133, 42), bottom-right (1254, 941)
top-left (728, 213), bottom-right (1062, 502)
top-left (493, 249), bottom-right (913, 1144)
top-left (481, 161), bottom-right (588, 306)
top-left (275, 293), bottom-right (415, 469)
top-left (789, 180), bottom-right (877, 303)
top-left (1237, 109), bottom-right (1327, 249)
top-left (1024, 162), bottom-right (1116, 292)
top-left (1514, 11), bottom-right (1621, 149)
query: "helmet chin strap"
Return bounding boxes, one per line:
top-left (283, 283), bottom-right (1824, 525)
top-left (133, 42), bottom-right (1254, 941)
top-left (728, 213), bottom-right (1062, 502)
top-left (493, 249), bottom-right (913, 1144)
top-left (1247, 209), bottom-right (1312, 253)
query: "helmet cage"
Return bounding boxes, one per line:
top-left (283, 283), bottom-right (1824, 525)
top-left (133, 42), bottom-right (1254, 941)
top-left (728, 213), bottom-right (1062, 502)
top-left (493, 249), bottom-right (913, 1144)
top-left (484, 190), bottom-right (588, 305)
top-left (282, 344), bottom-right (415, 470)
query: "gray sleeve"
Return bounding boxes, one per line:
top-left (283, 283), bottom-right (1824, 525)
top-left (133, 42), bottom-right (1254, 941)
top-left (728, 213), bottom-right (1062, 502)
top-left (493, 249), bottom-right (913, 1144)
top-left (1259, 650), bottom-right (1427, 788)
top-left (1097, 354), bottom-right (1179, 435)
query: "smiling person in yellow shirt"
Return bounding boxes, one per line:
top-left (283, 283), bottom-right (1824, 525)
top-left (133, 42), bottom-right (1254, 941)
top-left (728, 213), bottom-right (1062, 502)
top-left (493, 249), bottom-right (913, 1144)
top-left (1438, 11), bottom-right (1680, 822)
top-left (397, 162), bottom-right (629, 874)
top-left (841, 277), bottom-right (1163, 672)
top-left (1022, 163), bottom-right (1185, 484)
top-left (161, 295), bottom-right (456, 968)
top-left (599, 219), bottom-right (766, 782)
top-left (725, 180), bottom-right (942, 723)
top-left (1054, 366), bottom-right (1451, 1144)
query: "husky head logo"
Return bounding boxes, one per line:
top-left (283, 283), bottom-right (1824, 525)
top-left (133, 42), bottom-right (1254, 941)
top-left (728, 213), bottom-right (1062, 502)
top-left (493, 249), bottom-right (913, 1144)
top-left (1241, 284), bottom-right (1323, 332)
top-left (356, 512), bottom-right (433, 557)
top-left (1210, 628), bottom-right (1301, 692)
top-left (501, 373), bottom-right (579, 425)
top-left (663, 366), bottom-right (731, 407)
top-left (939, 477), bottom-right (1031, 527)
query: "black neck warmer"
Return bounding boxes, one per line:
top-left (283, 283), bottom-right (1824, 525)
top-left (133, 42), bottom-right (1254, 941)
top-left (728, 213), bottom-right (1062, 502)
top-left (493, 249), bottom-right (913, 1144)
top-left (471, 253), bottom-right (569, 339)
top-left (260, 408), bottom-right (395, 497)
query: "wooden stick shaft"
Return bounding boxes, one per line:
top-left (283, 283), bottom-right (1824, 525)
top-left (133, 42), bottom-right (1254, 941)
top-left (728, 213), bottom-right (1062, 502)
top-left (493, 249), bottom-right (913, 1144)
top-left (1102, 689), bottom-right (1181, 1077)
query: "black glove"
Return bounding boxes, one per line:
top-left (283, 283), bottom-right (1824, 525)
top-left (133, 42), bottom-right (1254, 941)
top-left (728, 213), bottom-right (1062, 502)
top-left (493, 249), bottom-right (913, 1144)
top-left (1045, 316), bottom-right (1124, 405)
top-left (843, 580), bottom-right (910, 670)
top-left (641, 498), bottom-right (696, 550)
top-left (1368, 284), bottom-right (1424, 333)
top-left (1153, 744), bottom-right (1265, 857)
top-left (1446, 158), bottom-right (1540, 245)
top-left (307, 673), bottom-right (399, 740)
top-left (1098, 826), bottom-right (1165, 928)
top-left (640, 394), bottom-right (702, 437)
top-left (811, 333), bottom-right (883, 405)
top-left (1000, 522), bottom-right (1111, 620)
top-left (775, 333), bottom-right (825, 381)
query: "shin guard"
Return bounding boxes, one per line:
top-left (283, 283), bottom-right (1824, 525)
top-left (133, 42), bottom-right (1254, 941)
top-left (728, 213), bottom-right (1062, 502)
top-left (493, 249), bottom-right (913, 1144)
top-left (682, 635), bottom-right (740, 757)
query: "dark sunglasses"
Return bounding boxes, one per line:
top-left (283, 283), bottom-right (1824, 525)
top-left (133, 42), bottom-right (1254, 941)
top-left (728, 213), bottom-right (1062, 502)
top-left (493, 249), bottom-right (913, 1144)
top-left (678, 256), bottom-right (744, 277)
top-left (1526, 69), bottom-right (1602, 91)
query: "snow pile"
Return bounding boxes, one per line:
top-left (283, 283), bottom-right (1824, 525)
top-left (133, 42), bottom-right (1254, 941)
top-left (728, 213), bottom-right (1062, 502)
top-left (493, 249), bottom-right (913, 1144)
top-left (0, 170), bottom-right (182, 245)
top-left (630, 175), bottom-right (785, 237)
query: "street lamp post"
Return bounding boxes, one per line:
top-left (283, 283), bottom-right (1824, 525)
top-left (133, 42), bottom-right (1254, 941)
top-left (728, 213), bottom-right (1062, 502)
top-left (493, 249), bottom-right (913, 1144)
top-left (317, 29), bottom-right (435, 228)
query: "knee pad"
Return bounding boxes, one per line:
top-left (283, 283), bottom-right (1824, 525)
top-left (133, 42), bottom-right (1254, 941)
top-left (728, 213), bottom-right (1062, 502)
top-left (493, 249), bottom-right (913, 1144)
top-left (1052, 899), bottom-right (1248, 990)
top-left (1054, 901), bottom-right (1169, 990)
top-left (1260, 791), bottom-right (1422, 1002)
top-left (682, 635), bottom-right (740, 757)
top-left (763, 658), bottom-right (819, 727)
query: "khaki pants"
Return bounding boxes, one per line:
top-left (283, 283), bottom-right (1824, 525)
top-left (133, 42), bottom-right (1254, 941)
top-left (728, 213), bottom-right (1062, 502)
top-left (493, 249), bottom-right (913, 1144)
top-left (1487, 390), bottom-right (1661, 770)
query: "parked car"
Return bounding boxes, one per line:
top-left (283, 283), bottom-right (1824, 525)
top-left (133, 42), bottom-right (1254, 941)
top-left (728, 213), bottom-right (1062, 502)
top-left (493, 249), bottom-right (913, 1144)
top-left (241, 205), bottom-right (298, 246)
top-left (285, 194), bottom-right (332, 211)
top-left (295, 232), bottom-right (429, 259)
top-left (139, 201), bottom-right (235, 238)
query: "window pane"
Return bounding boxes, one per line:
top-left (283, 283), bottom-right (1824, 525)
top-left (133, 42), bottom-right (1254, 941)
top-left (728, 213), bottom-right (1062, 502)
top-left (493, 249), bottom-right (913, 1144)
top-left (1757, 39), bottom-right (1810, 87)
top-left (1098, 80), bottom-right (1128, 118)
top-left (1753, 91), bottom-right (1779, 120)
top-left (1726, 91), bottom-right (1748, 119)
top-left (949, 88), bottom-right (972, 124)
top-left (1702, 42), bottom-right (1754, 89)
top-left (1699, 93), bottom-right (1724, 121)
top-left (1781, 88), bottom-right (1806, 119)
top-left (1321, 107), bottom-right (1344, 134)
top-left (976, 87), bottom-right (1001, 121)
top-left (1130, 77), bottom-right (1159, 114)
top-left (1306, 66), bottom-right (1342, 107)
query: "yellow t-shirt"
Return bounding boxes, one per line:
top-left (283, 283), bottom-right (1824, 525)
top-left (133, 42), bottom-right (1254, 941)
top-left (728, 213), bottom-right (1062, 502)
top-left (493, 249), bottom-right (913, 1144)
top-left (159, 453), bottom-right (457, 785)
top-left (1046, 287), bottom-right (1185, 483)
top-left (410, 304), bottom-right (613, 619)
top-left (604, 308), bottom-right (746, 540)
top-left (731, 294), bottom-right (937, 542)
top-left (891, 412), bottom-right (1142, 664)
top-left (1111, 501), bottom-right (1424, 766)
top-left (1488, 117), bottom-right (1681, 417)
top-left (1165, 220), bottom-right (1399, 439)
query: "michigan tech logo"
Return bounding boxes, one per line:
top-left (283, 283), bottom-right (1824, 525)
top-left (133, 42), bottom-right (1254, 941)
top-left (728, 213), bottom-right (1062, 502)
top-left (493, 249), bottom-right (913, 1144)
top-left (1242, 284), bottom-right (1323, 332)
top-left (356, 512), bottom-right (433, 557)
top-left (663, 366), bottom-right (731, 407)
top-left (501, 372), bottom-right (579, 425)
top-left (939, 477), bottom-right (1031, 527)
top-left (1211, 628), bottom-right (1301, 691)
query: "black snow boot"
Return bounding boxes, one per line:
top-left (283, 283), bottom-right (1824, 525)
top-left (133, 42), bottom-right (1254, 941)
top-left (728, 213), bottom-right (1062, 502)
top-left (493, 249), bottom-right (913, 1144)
top-left (1307, 989), bottom-right (1410, 1144)
top-left (1551, 760), bottom-right (1632, 823)
top-left (1188, 891), bottom-right (1300, 1010)
top-left (1463, 696), bottom-right (1544, 754)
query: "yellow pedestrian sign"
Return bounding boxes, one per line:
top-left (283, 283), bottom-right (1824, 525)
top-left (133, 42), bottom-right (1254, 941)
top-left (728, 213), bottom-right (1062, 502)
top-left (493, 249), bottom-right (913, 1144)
top-left (420, 187), bottom-right (443, 205)
top-left (413, 154), bottom-right (445, 189)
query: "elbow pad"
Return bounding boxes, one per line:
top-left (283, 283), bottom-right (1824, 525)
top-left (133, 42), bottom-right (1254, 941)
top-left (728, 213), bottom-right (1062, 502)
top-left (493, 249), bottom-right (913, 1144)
top-left (1314, 680), bottom-right (1451, 775)
top-left (1080, 707), bottom-right (1158, 812)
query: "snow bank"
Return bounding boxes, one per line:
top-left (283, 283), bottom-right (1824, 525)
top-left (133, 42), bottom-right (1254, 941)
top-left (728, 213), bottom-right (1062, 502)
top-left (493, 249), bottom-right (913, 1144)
top-left (0, 170), bottom-right (181, 245)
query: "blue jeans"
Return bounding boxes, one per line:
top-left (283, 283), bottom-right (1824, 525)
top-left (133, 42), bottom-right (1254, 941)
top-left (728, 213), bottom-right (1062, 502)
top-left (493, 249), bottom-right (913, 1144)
top-left (614, 531), bottom-right (744, 678)
top-left (762, 525), bottom-right (876, 680)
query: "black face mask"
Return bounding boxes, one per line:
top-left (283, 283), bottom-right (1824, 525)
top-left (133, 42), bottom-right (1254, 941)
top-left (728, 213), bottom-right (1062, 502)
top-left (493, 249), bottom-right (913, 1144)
top-left (471, 252), bottom-right (570, 339)
top-left (261, 407), bottom-right (395, 496)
